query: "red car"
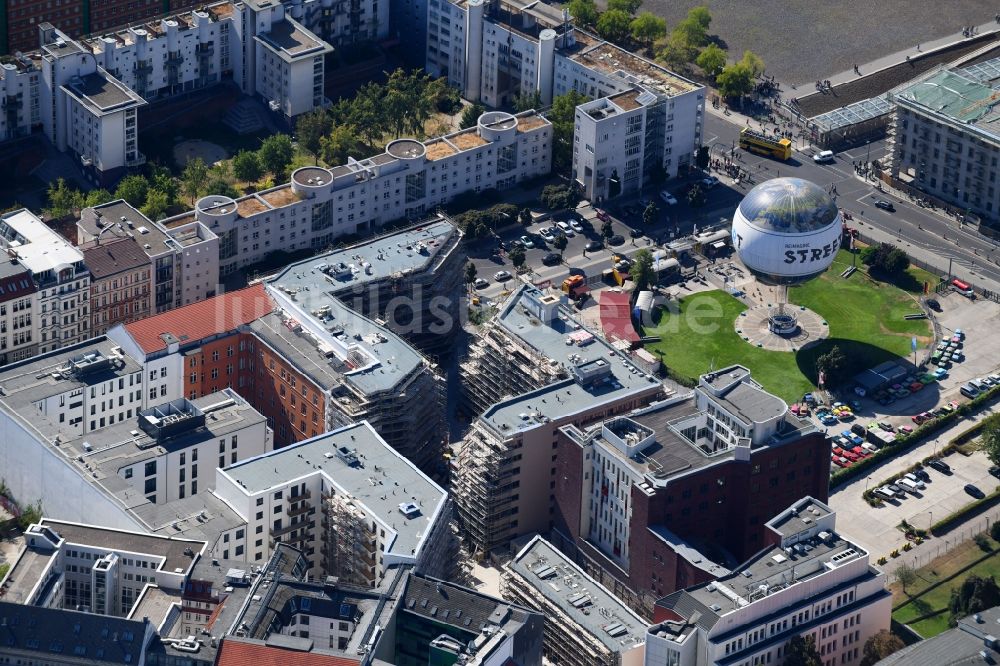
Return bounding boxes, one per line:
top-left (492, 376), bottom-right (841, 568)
top-left (832, 455), bottom-right (852, 468)
top-left (832, 446), bottom-right (846, 457)
top-left (851, 446), bottom-right (869, 458)
top-left (912, 412), bottom-right (932, 425)
top-left (842, 450), bottom-right (860, 462)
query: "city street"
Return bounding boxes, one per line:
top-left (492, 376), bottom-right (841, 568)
top-left (702, 113), bottom-right (1000, 289)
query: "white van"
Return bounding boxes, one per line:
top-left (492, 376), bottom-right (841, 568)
top-left (898, 478), bottom-right (921, 494)
top-left (874, 487), bottom-right (897, 501)
top-left (813, 150), bottom-right (835, 163)
top-left (903, 473), bottom-right (926, 490)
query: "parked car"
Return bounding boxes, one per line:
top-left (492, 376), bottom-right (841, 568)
top-left (887, 483), bottom-right (906, 496)
top-left (851, 423), bottom-right (867, 437)
top-left (539, 227), bottom-right (556, 242)
top-left (542, 252), bottom-right (562, 266)
top-left (925, 298), bottom-right (941, 312)
top-left (585, 240), bottom-right (604, 252)
top-left (904, 473), bottom-right (926, 489)
top-left (961, 383), bottom-right (981, 399)
top-left (927, 459), bottom-right (951, 473)
top-left (569, 218), bottom-right (585, 232)
top-left (898, 478), bottom-right (921, 494)
top-left (493, 270), bottom-right (513, 282)
top-left (629, 227), bottom-right (645, 238)
top-left (965, 484), bottom-right (986, 499)
top-left (989, 466), bottom-right (1000, 480)
top-left (913, 468), bottom-right (930, 482)
top-left (519, 235), bottom-right (535, 249)
top-left (556, 221), bottom-right (575, 237)
top-left (660, 190), bottom-right (678, 205)
top-left (873, 199), bottom-right (895, 212)
top-left (608, 234), bottom-right (625, 246)
top-left (701, 176), bottom-right (720, 188)
top-left (473, 278), bottom-right (489, 289)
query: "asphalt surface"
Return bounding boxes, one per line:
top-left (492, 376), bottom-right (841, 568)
top-left (701, 113), bottom-right (1000, 289)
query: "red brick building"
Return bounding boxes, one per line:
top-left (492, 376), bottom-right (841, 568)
top-left (2, 0), bottom-right (204, 55)
top-left (550, 366), bottom-right (831, 618)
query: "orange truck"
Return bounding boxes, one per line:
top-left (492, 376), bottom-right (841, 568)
top-left (561, 274), bottom-right (589, 297)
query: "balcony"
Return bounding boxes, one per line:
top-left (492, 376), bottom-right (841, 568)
top-left (269, 520), bottom-right (308, 538)
top-left (286, 502), bottom-right (312, 517)
top-left (289, 489), bottom-right (312, 501)
top-left (134, 61), bottom-right (153, 75)
top-left (166, 52), bottom-right (184, 66)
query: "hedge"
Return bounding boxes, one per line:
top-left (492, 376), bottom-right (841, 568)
top-left (830, 384), bottom-right (1000, 490)
top-left (929, 487), bottom-right (1000, 536)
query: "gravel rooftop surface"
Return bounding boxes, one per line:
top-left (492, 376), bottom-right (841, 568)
top-left (630, 0), bottom-right (996, 86)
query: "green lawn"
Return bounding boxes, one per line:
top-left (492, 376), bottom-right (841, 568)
top-left (892, 538), bottom-right (1000, 638)
top-left (642, 251), bottom-right (933, 403)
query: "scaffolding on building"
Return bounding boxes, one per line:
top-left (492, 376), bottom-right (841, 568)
top-left (322, 492), bottom-right (378, 588)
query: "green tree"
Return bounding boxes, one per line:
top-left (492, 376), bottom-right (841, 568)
top-left (716, 62), bottom-right (755, 99)
top-left (607, 0), bottom-right (642, 15)
top-left (597, 9), bottom-right (632, 42)
top-left (513, 90), bottom-right (543, 112)
top-left (553, 233), bottom-right (568, 257)
top-left (695, 145), bottom-right (710, 171)
top-left (860, 630), bottom-right (905, 666)
top-left (656, 29), bottom-right (698, 70)
top-left (45, 178), bottom-right (83, 219)
top-left (141, 189), bottom-right (170, 221)
top-left (509, 245), bottom-right (526, 270)
top-left (259, 134), bottom-right (294, 179)
top-left (519, 208), bottom-right (533, 225)
top-left (232, 150), bottom-right (264, 184)
top-left (297, 110), bottom-right (333, 164)
top-left (540, 184), bottom-right (577, 210)
top-left (982, 413), bottom-right (1000, 467)
top-left (687, 5), bottom-right (712, 31)
top-left (784, 635), bottom-right (822, 666)
top-left (566, 0), bottom-right (598, 26)
top-left (181, 158), bottom-right (209, 204)
top-left (630, 248), bottom-right (655, 290)
top-left (83, 188), bottom-right (113, 208)
top-left (601, 219), bottom-right (614, 239)
top-left (816, 345), bottom-right (848, 386)
top-left (464, 261), bottom-right (478, 285)
top-left (460, 103), bottom-right (486, 130)
top-left (696, 43), bottom-right (727, 78)
top-left (321, 125), bottom-right (363, 165)
top-left (740, 49), bottom-right (765, 77)
top-left (548, 90), bottom-right (588, 171)
top-left (687, 183), bottom-right (706, 209)
top-left (114, 174), bottom-right (149, 208)
top-left (643, 201), bottom-right (657, 226)
top-left (16, 499), bottom-right (42, 531)
top-left (991, 520), bottom-right (1000, 542)
top-left (150, 168), bottom-right (179, 207)
top-left (949, 575), bottom-right (1000, 626)
top-left (895, 563), bottom-right (917, 594)
top-left (630, 12), bottom-right (666, 45)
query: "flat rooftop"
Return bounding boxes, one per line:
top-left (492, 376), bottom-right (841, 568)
top-left (0, 209), bottom-right (84, 274)
top-left (220, 422), bottom-right (447, 560)
top-left (895, 67), bottom-right (1000, 142)
top-left (82, 238), bottom-right (153, 279)
top-left (0, 601), bottom-right (149, 662)
top-left (81, 201), bottom-right (172, 257)
top-left (570, 40), bottom-right (700, 97)
top-left (64, 72), bottom-right (145, 113)
top-left (768, 498), bottom-right (833, 539)
top-left (252, 291), bottom-right (425, 397)
top-left (508, 535), bottom-right (646, 652)
top-left (685, 532), bottom-right (866, 627)
top-left (479, 286), bottom-right (662, 435)
top-left (256, 17), bottom-right (330, 60)
top-left (268, 218), bottom-right (459, 297)
top-left (701, 366), bottom-right (787, 424)
top-left (3, 518), bottom-right (206, 604)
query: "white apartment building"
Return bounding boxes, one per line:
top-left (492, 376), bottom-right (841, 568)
top-left (0, 209), bottom-right (90, 353)
top-left (87, 7), bottom-right (235, 101)
top-left (4, 519), bottom-right (208, 617)
top-left (0, 337), bottom-right (257, 548)
top-left (0, 257), bottom-right (39, 366)
top-left (426, 0), bottom-right (704, 196)
top-left (78, 200), bottom-right (220, 314)
top-left (36, 24), bottom-right (146, 186)
top-left (0, 54), bottom-right (40, 140)
top-left (647, 498), bottom-right (892, 666)
top-left (213, 421), bottom-right (451, 580)
top-left (232, 0), bottom-right (332, 122)
top-left (283, 0), bottom-right (390, 48)
top-left (161, 109), bottom-right (549, 277)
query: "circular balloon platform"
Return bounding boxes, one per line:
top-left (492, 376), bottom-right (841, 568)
top-left (735, 304), bottom-right (829, 352)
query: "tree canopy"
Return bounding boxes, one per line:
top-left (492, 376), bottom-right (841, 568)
top-left (695, 43), bottom-right (727, 77)
top-left (982, 413), bottom-right (1000, 467)
top-left (784, 635), bottom-right (822, 666)
top-left (860, 630), bottom-right (905, 666)
top-left (596, 9), bottom-right (632, 43)
top-left (548, 90), bottom-right (588, 171)
top-left (950, 575), bottom-right (1000, 626)
top-left (297, 110), bottom-right (333, 164)
top-left (630, 12), bottom-right (666, 45)
top-left (630, 248), bottom-right (655, 290)
top-left (566, 0), bottom-right (598, 26)
top-left (607, 0), bottom-right (642, 15)
top-left (258, 134), bottom-right (294, 179)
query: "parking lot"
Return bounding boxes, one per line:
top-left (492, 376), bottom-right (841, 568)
top-left (830, 414), bottom-right (999, 561)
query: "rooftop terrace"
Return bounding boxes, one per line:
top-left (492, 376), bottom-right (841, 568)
top-left (570, 40), bottom-right (700, 97)
top-left (894, 67), bottom-right (1000, 141)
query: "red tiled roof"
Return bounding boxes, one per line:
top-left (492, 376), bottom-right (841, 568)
top-left (123, 283), bottom-right (273, 354)
top-left (599, 290), bottom-right (640, 344)
top-left (216, 639), bottom-right (360, 666)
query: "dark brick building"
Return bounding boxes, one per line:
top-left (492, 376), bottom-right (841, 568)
top-left (550, 366), bottom-right (831, 618)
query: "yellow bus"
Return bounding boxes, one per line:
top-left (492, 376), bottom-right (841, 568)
top-left (739, 127), bottom-right (792, 161)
